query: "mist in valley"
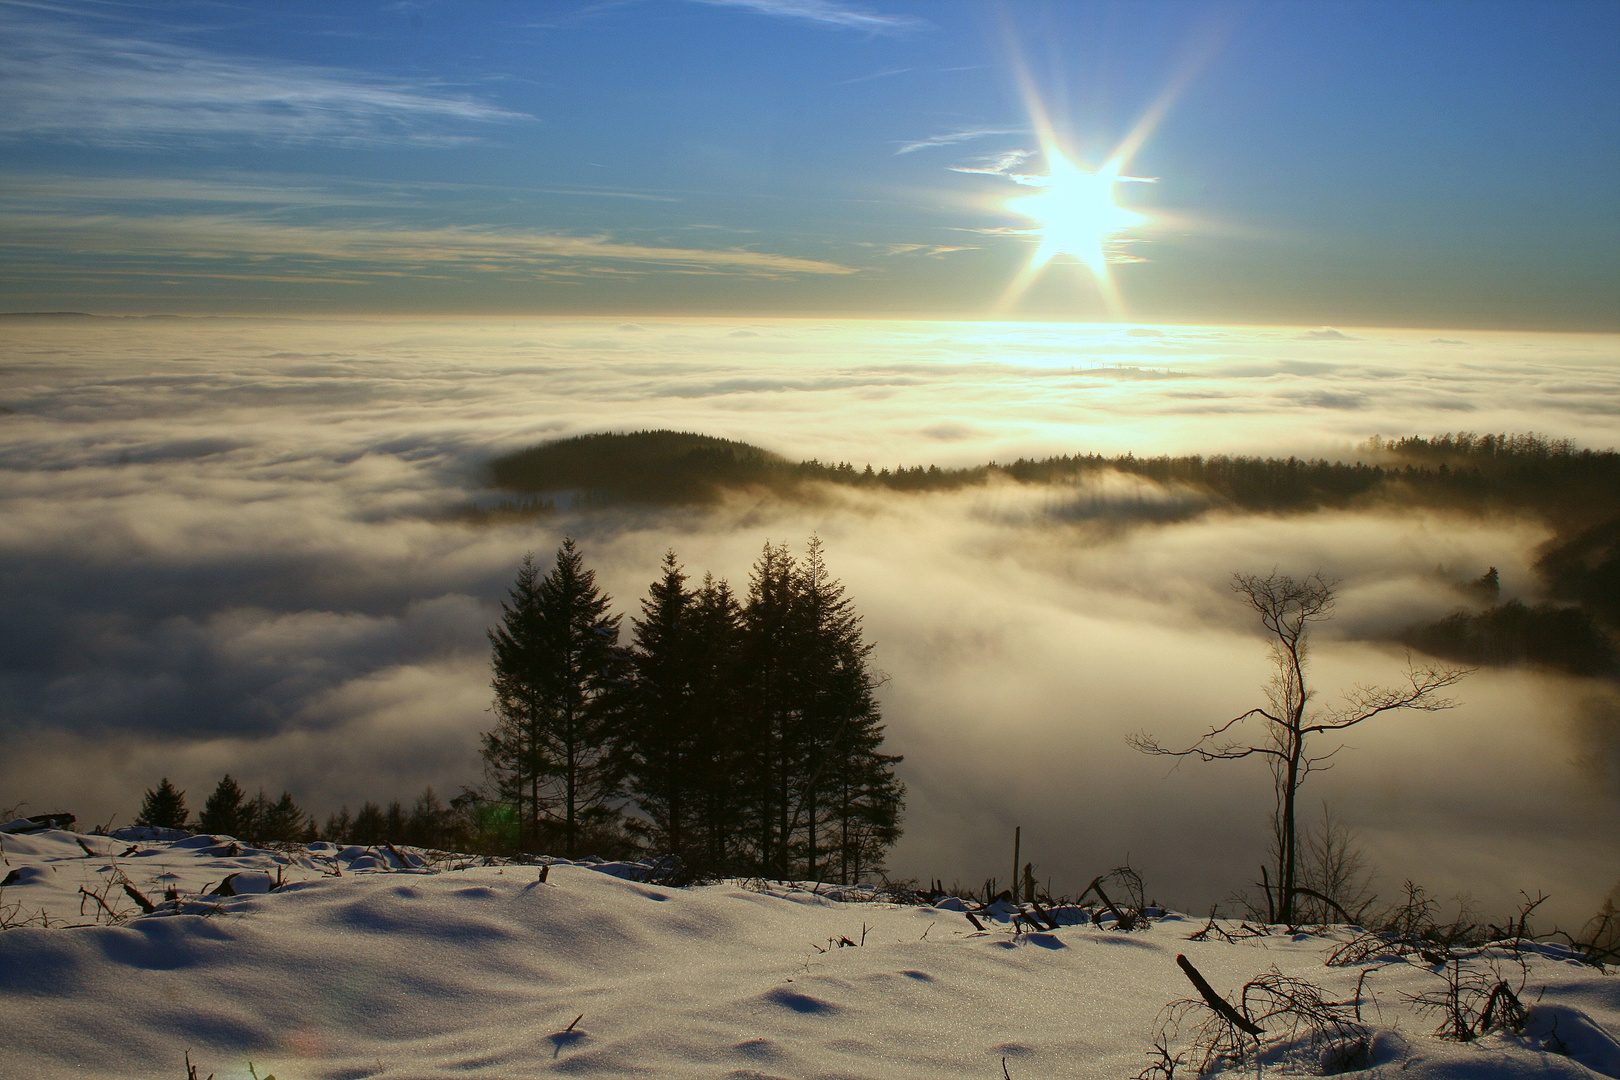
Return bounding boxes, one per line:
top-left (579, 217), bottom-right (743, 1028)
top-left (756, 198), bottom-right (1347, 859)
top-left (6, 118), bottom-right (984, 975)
top-left (2, 316), bottom-right (1616, 929)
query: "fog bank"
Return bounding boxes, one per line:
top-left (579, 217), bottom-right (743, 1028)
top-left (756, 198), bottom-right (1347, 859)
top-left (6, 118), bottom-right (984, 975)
top-left (2, 316), bottom-right (1615, 927)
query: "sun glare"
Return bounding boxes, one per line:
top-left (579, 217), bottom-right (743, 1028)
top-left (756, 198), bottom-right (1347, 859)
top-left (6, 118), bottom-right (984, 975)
top-left (1000, 146), bottom-right (1153, 312)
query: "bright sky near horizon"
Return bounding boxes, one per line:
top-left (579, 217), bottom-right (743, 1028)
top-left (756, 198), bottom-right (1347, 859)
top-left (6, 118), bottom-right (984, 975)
top-left (1, 0), bottom-right (1616, 328)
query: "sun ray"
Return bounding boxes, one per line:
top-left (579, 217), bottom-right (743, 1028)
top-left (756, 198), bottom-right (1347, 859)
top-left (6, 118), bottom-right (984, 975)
top-left (995, 145), bottom-right (1153, 314)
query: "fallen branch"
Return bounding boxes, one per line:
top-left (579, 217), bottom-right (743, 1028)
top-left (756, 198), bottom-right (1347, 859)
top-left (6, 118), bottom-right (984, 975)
top-left (1175, 954), bottom-right (1264, 1037)
top-left (1080, 876), bottom-right (1133, 930)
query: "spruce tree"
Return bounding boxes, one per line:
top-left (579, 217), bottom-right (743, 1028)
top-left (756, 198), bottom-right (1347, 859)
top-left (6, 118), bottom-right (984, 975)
top-left (738, 540), bottom-right (803, 878)
top-left (622, 551), bottom-right (699, 855)
top-left (324, 806), bottom-right (353, 843)
top-left (352, 801), bottom-right (386, 845)
top-left (733, 537), bottom-right (903, 882)
top-left (484, 553), bottom-right (545, 845)
top-left (406, 788), bottom-right (448, 848)
top-left (135, 778), bottom-right (188, 830)
top-left (198, 774), bottom-right (245, 836)
top-left (484, 538), bottom-right (626, 857)
top-left (792, 536), bottom-right (901, 882)
top-left (259, 792), bottom-right (308, 842)
top-left (687, 572), bottom-right (747, 872)
top-left (240, 790), bottom-right (271, 842)
top-left (384, 800), bottom-right (407, 844)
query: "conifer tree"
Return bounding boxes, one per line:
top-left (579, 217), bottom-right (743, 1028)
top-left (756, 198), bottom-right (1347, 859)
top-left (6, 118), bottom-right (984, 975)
top-left (622, 551), bottom-right (699, 855)
top-left (240, 790), bottom-right (271, 842)
top-left (739, 540), bottom-right (803, 878)
top-left (792, 536), bottom-right (901, 883)
top-left (384, 800), bottom-right (407, 844)
top-left (406, 788), bottom-right (448, 848)
top-left (484, 553), bottom-right (546, 845)
top-left (135, 777), bottom-right (188, 829)
top-left (198, 774), bottom-right (245, 836)
top-left (687, 572), bottom-right (747, 871)
top-left (484, 538), bottom-right (626, 856)
top-left (259, 791), bottom-right (308, 842)
top-left (324, 806), bottom-right (353, 843)
top-left (352, 801), bottom-right (386, 845)
top-left (731, 537), bottom-right (902, 881)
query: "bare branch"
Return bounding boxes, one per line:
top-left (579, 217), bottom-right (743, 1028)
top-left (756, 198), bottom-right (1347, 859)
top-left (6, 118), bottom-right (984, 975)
top-left (1308, 664), bottom-right (1471, 732)
top-left (1126, 710), bottom-right (1288, 762)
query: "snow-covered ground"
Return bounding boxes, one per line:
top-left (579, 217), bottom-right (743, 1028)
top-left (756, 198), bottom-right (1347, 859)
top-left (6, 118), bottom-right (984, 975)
top-left (2, 825), bottom-right (1616, 1080)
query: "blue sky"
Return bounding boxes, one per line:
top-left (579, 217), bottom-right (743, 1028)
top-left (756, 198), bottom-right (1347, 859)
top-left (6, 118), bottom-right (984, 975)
top-left (2, 0), bottom-right (1616, 327)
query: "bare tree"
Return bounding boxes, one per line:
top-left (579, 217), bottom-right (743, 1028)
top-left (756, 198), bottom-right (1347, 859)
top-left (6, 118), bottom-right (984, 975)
top-left (1129, 571), bottom-right (1468, 924)
top-left (1298, 802), bottom-right (1376, 924)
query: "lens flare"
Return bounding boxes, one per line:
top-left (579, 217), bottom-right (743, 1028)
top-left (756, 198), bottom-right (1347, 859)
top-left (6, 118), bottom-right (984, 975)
top-left (999, 147), bottom-right (1154, 314)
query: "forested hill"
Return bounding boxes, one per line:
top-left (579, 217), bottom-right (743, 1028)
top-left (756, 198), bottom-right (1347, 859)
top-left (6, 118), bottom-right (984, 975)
top-left (487, 429), bottom-right (1620, 529)
top-left (490, 431), bottom-right (791, 505)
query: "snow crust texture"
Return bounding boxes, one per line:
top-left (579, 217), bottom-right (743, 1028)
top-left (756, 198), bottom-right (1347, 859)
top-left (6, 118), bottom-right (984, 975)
top-left (1, 829), bottom-right (1617, 1079)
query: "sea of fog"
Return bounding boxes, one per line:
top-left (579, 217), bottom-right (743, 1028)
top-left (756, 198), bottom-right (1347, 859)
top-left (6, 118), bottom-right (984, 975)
top-left (1, 316), bottom-right (1616, 927)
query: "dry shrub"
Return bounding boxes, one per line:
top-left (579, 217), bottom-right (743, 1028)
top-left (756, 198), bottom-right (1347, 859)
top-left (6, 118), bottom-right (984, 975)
top-left (1138, 967), bottom-right (1370, 1077)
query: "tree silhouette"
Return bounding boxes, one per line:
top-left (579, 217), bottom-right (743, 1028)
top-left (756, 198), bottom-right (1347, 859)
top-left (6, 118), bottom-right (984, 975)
top-left (135, 777), bottom-right (188, 829)
top-left (734, 538), bottom-right (900, 881)
top-left (685, 572), bottom-right (748, 872)
top-left (1129, 571), bottom-right (1468, 923)
top-left (484, 539), bottom-right (625, 856)
top-left (198, 774), bottom-right (245, 836)
top-left (621, 551), bottom-right (702, 856)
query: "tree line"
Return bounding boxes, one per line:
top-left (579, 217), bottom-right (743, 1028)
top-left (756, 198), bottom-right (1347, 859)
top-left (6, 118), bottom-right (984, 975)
top-left (480, 536), bottom-right (903, 882)
top-left (487, 428), bottom-right (1620, 528)
top-left (132, 774), bottom-right (480, 850)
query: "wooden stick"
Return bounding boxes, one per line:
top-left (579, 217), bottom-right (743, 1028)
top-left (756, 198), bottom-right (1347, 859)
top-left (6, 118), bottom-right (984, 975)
top-left (1011, 827), bottom-right (1020, 909)
top-left (1175, 954), bottom-right (1264, 1037)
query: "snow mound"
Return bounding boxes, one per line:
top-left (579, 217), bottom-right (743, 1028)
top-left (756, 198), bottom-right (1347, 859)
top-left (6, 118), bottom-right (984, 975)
top-left (1, 830), bottom-right (1615, 1080)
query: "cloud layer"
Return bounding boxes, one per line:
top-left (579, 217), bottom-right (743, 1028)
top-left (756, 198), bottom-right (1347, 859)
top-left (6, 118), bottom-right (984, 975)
top-left (1, 317), bottom-right (1615, 925)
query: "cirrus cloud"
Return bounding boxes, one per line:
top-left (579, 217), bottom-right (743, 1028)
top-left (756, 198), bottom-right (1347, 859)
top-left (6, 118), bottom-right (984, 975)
top-left (0, 5), bottom-right (527, 148)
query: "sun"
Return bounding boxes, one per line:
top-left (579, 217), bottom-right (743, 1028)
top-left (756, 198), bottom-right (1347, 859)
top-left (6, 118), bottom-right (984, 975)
top-left (999, 145), bottom-right (1154, 312)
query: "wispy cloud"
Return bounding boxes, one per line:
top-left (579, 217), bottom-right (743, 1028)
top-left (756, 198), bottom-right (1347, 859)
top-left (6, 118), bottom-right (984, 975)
top-left (946, 149), bottom-right (1034, 176)
top-left (0, 6), bottom-right (526, 147)
top-left (895, 127), bottom-right (1024, 154)
top-left (0, 212), bottom-right (857, 278)
top-left (0, 173), bottom-right (682, 212)
top-left (684, 0), bottom-right (928, 33)
top-left (832, 66), bottom-right (913, 85)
